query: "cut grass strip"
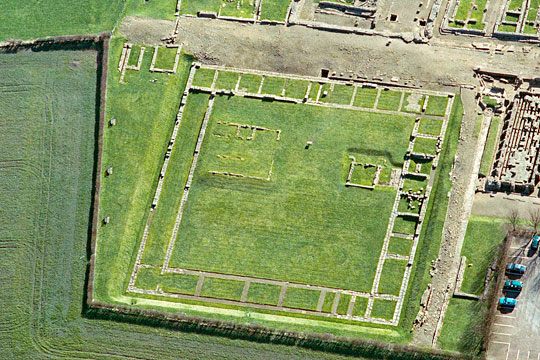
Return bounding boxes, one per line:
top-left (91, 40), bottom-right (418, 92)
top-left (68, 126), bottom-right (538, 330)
top-left (127, 45), bottom-right (142, 67)
top-left (215, 70), bottom-right (239, 90)
top-left (377, 90), bottom-right (402, 111)
top-left (238, 73), bottom-right (262, 93)
top-left (352, 297), bottom-right (368, 317)
top-left (321, 291), bottom-right (336, 313)
top-left (479, 116), bottom-right (500, 176)
top-left (261, 76), bottom-right (286, 96)
top-left (371, 299), bottom-right (396, 320)
top-left (353, 87), bottom-right (378, 108)
top-left (192, 68), bottom-right (216, 88)
top-left (387, 236), bottom-right (413, 256)
top-left (418, 118), bottom-right (443, 136)
top-left (336, 294), bottom-right (352, 315)
top-left (283, 287), bottom-right (321, 311)
top-left (330, 84), bottom-right (355, 105)
top-left (393, 216), bottom-right (418, 235)
top-left (284, 79), bottom-right (309, 99)
top-left (413, 137), bottom-right (438, 155)
top-left (425, 95), bottom-right (449, 116)
top-left (319, 83), bottom-right (332, 103)
top-left (378, 259), bottom-right (407, 296)
top-left (246, 282), bottom-right (282, 305)
top-left (308, 82), bottom-right (321, 100)
top-left (200, 277), bottom-right (245, 301)
top-left (154, 46), bottom-right (178, 70)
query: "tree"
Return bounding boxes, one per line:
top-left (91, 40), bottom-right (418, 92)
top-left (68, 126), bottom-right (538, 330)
top-left (529, 208), bottom-right (540, 232)
top-left (507, 208), bottom-right (519, 232)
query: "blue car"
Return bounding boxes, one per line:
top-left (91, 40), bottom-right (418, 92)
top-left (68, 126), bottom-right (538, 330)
top-left (532, 235), bottom-right (540, 250)
top-left (506, 263), bottom-right (526, 276)
top-left (499, 297), bottom-right (517, 309)
top-left (503, 280), bottom-right (522, 293)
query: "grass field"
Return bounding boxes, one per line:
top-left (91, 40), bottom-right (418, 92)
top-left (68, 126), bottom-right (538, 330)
top-left (138, 91), bottom-right (415, 297)
top-left (0, 0), bottom-right (124, 41)
top-left (0, 42), bottom-right (380, 360)
top-left (91, 48), bottom-right (462, 346)
top-left (437, 216), bottom-right (506, 354)
top-left (479, 116), bottom-right (501, 176)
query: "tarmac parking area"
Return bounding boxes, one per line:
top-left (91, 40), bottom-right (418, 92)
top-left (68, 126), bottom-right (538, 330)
top-left (488, 235), bottom-right (540, 360)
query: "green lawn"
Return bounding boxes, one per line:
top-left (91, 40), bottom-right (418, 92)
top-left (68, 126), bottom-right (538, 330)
top-left (180, 0), bottom-right (256, 18)
top-left (261, 76), bottom-right (286, 95)
top-left (460, 217), bottom-right (506, 295)
top-left (387, 237), bottom-right (413, 256)
top-left (246, 282), bottom-right (282, 305)
top-left (0, 0), bottom-right (123, 41)
top-left (425, 95), bottom-right (449, 116)
top-left (371, 300), bottom-right (396, 320)
top-left (93, 39), bottom-right (463, 345)
top-left (377, 90), bottom-right (403, 111)
top-left (455, 0), bottom-right (472, 21)
top-left (413, 137), bottom-right (438, 155)
top-left (283, 287), bottom-right (320, 310)
top-left (260, 0), bottom-right (292, 21)
top-left (200, 277), bottom-right (245, 301)
top-left (215, 70), bottom-right (239, 90)
top-left (155, 46), bottom-right (179, 69)
top-left (284, 79), bottom-right (310, 99)
top-left (158, 95), bottom-right (414, 292)
top-left (479, 116), bottom-right (500, 176)
top-left (438, 298), bottom-right (490, 354)
top-left (418, 118), bottom-right (443, 135)
top-left (0, 42), bottom-right (380, 360)
top-left (353, 87), bottom-right (378, 108)
top-left (353, 297), bottom-right (368, 317)
top-left (499, 23), bottom-right (518, 32)
top-left (239, 73), bottom-right (263, 93)
top-left (508, 0), bottom-right (524, 11)
top-left (378, 260), bottom-right (407, 296)
top-left (192, 68), bottom-right (216, 87)
top-left (393, 217), bottom-right (418, 235)
top-left (330, 84), bottom-right (355, 105)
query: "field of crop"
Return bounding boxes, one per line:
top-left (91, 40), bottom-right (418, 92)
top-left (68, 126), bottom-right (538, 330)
top-left (0, 44), bottom-right (376, 360)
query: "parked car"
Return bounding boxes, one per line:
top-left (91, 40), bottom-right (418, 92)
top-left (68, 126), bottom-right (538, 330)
top-left (499, 297), bottom-right (517, 309)
top-left (503, 280), bottom-right (522, 293)
top-left (506, 263), bottom-right (526, 276)
top-left (532, 235), bottom-right (540, 250)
